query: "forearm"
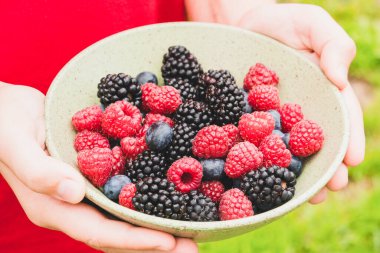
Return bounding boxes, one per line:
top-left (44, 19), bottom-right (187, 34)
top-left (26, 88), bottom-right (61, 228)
top-left (185, 0), bottom-right (276, 24)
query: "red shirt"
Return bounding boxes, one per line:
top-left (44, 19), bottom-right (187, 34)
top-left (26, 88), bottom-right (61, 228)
top-left (0, 1), bottom-right (185, 252)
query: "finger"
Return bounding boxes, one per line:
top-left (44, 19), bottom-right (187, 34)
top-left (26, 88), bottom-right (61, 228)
top-left (342, 85), bottom-right (365, 166)
top-left (2, 136), bottom-right (85, 203)
top-left (306, 6), bottom-right (356, 90)
top-left (101, 238), bottom-right (198, 253)
top-left (326, 164), bottom-right (348, 192)
top-left (48, 203), bottom-right (176, 251)
top-left (309, 187), bottom-right (328, 204)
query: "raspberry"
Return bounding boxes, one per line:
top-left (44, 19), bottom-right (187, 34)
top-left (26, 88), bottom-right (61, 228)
top-left (110, 146), bottom-right (126, 176)
top-left (120, 137), bottom-right (147, 160)
top-left (224, 141), bottom-right (263, 178)
top-left (243, 63), bottom-right (279, 91)
top-left (238, 112), bottom-right (275, 146)
top-left (141, 82), bottom-right (158, 111)
top-left (248, 85), bottom-right (280, 111)
top-left (219, 188), bottom-right (254, 221)
top-left (72, 105), bottom-right (103, 132)
top-left (74, 130), bottom-right (110, 152)
top-left (289, 120), bottom-right (324, 157)
top-left (192, 125), bottom-right (229, 159)
top-left (280, 103), bottom-right (304, 132)
top-left (119, 183), bottom-right (136, 210)
top-left (167, 157), bottom-right (203, 193)
top-left (142, 83), bottom-right (182, 114)
top-left (222, 124), bottom-right (242, 150)
top-left (259, 134), bottom-right (291, 168)
top-left (144, 113), bottom-right (175, 128)
top-left (77, 147), bottom-right (113, 187)
top-left (101, 100), bottom-right (142, 139)
top-left (199, 181), bottom-right (225, 202)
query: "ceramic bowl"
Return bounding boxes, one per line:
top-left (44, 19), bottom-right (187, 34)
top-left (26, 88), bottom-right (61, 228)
top-left (45, 22), bottom-right (349, 242)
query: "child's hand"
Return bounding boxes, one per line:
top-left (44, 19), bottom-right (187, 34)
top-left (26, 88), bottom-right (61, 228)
top-left (187, 1), bottom-right (365, 203)
top-left (0, 83), bottom-right (198, 253)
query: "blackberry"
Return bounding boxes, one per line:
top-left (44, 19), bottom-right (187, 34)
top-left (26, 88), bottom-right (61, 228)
top-left (126, 151), bottom-right (168, 183)
top-left (174, 100), bottom-right (214, 130)
top-left (161, 45), bottom-right (203, 84)
top-left (165, 122), bottom-right (197, 165)
top-left (240, 166), bottom-right (297, 213)
top-left (203, 70), bottom-right (245, 125)
top-left (167, 78), bottom-right (197, 101)
top-left (97, 73), bottom-right (142, 107)
top-left (133, 177), bottom-right (188, 220)
top-left (183, 191), bottom-right (219, 221)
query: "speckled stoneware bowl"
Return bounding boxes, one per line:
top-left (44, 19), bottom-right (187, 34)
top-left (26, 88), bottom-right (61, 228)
top-left (45, 22), bottom-right (349, 242)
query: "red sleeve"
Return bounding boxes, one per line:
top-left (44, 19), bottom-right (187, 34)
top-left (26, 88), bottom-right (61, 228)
top-left (0, 0), bottom-right (185, 94)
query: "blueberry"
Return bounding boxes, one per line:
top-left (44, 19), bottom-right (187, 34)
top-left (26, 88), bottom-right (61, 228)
top-left (136, 71), bottom-right (158, 85)
top-left (100, 103), bottom-right (106, 111)
top-left (146, 121), bottom-right (173, 151)
top-left (272, 129), bottom-right (285, 139)
top-left (283, 133), bottom-right (290, 148)
top-left (201, 159), bottom-right (225, 181)
top-left (288, 156), bottom-right (303, 177)
top-left (268, 110), bottom-right (281, 130)
top-left (240, 89), bottom-right (253, 113)
top-left (104, 175), bottom-right (132, 201)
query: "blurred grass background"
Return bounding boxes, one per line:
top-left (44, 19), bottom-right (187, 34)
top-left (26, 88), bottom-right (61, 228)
top-left (200, 0), bottom-right (380, 252)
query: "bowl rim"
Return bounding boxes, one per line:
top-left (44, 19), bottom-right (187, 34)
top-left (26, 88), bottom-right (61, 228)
top-left (46, 21), bottom-right (350, 231)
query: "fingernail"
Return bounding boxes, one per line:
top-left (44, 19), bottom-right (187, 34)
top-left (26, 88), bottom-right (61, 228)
top-left (57, 179), bottom-right (83, 203)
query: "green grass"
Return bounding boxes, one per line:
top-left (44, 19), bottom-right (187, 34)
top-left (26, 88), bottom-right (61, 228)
top-left (200, 178), bottom-right (380, 253)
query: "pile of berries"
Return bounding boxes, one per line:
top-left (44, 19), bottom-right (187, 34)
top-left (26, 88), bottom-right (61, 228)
top-left (72, 45), bottom-right (324, 221)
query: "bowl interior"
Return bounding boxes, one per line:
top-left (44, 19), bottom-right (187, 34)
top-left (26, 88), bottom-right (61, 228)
top-left (45, 22), bottom-right (349, 242)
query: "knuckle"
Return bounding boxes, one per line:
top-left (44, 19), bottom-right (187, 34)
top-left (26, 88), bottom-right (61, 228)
top-left (26, 172), bottom-right (51, 191)
top-left (85, 236), bottom-right (103, 249)
top-left (346, 38), bottom-right (357, 58)
top-left (24, 205), bottom-right (48, 228)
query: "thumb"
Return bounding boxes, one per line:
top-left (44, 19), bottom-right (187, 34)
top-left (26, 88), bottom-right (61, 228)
top-left (319, 38), bottom-right (357, 90)
top-left (2, 136), bottom-right (86, 204)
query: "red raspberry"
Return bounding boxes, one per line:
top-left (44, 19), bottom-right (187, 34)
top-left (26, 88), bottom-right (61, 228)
top-left (144, 113), bottom-right (175, 127)
top-left (259, 134), bottom-right (291, 168)
top-left (77, 147), bottom-right (113, 187)
top-left (199, 181), bottom-right (225, 202)
top-left (74, 130), bottom-right (110, 152)
top-left (110, 146), bottom-right (126, 176)
top-left (289, 120), bottom-right (324, 157)
top-left (280, 103), bottom-right (304, 132)
top-left (192, 125), bottom-right (229, 159)
top-left (219, 188), bottom-right (254, 221)
top-left (243, 63), bottom-right (279, 91)
top-left (141, 82), bottom-right (159, 111)
top-left (101, 100), bottom-right (142, 139)
top-left (142, 83), bottom-right (182, 114)
top-left (167, 157), bottom-right (203, 193)
top-left (119, 183), bottom-right (136, 210)
top-left (248, 85), bottom-right (280, 111)
top-left (238, 112), bottom-right (275, 146)
top-left (72, 105), bottom-right (102, 132)
top-left (224, 141), bottom-right (263, 178)
top-left (222, 124), bottom-right (242, 150)
top-left (120, 137), bottom-right (147, 160)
